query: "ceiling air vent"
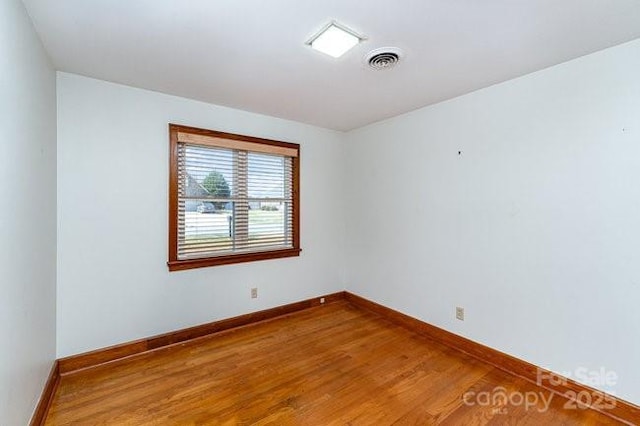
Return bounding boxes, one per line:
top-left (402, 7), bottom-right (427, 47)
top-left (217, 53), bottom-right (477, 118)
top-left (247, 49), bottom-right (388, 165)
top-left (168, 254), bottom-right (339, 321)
top-left (365, 47), bottom-right (403, 70)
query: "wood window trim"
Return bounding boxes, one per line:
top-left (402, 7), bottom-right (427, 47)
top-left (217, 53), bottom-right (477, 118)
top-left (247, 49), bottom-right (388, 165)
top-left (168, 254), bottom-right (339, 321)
top-left (168, 124), bottom-right (301, 271)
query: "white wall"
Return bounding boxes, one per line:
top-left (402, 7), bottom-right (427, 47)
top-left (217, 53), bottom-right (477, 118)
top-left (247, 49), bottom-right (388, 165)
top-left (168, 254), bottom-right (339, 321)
top-left (345, 39), bottom-right (640, 404)
top-left (0, 0), bottom-right (57, 423)
top-left (56, 73), bottom-right (346, 357)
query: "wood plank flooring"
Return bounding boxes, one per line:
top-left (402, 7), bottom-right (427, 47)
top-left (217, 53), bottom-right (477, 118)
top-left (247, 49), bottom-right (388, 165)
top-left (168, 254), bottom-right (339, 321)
top-left (45, 301), bottom-right (623, 425)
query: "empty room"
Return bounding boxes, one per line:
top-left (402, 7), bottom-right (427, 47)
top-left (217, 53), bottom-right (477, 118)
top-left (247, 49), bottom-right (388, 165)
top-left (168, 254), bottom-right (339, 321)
top-left (2, 0), bottom-right (640, 424)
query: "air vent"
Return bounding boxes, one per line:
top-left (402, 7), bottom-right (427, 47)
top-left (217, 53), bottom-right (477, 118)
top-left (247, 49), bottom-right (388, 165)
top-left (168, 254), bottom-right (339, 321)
top-left (365, 47), bottom-right (403, 70)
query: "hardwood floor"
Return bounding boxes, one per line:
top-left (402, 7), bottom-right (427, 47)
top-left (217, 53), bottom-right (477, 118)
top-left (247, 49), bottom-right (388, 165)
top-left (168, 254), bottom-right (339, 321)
top-left (45, 301), bottom-right (623, 425)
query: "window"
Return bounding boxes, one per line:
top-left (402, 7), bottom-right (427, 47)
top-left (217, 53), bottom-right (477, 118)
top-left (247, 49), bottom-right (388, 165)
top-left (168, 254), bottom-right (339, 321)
top-left (168, 124), bottom-right (300, 271)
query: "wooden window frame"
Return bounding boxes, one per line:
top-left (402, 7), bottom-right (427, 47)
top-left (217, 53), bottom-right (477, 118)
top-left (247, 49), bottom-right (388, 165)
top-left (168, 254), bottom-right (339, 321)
top-left (168, 124), bottom-right (301, 271)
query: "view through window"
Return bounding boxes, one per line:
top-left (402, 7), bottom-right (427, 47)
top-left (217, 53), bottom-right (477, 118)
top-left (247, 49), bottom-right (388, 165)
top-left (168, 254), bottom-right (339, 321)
top-left (168, 125), bottom-right (300, 270)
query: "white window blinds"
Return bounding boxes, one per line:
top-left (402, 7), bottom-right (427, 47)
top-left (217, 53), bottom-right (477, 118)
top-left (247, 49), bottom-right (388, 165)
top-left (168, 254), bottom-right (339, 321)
top-left (176, 138), bottom-right (296, 260)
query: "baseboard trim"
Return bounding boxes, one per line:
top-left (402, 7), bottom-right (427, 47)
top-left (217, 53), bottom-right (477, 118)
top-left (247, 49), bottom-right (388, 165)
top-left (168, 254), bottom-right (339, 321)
top-left (344, 292), bottom-right (640, 425)
top-left (58, 291), bottom-right (346, 375)
top-left (35, 290), bottom-right (639, 425)
top-left (30, 360), bottom-right (60, 426)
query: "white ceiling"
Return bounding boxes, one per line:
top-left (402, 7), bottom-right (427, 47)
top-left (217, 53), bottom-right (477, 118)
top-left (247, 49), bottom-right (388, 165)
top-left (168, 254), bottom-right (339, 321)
top-left (22, 0), bottom-right (640, 131)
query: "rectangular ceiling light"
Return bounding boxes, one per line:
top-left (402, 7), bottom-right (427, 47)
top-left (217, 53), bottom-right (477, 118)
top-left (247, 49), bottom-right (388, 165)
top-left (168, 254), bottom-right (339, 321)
top-left (308, 22), bottom-right (361, 58)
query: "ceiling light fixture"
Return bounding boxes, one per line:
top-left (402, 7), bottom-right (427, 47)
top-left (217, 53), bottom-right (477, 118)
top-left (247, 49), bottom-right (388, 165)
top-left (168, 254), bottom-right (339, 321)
top-left (307, 22), bottom-right (362, 58)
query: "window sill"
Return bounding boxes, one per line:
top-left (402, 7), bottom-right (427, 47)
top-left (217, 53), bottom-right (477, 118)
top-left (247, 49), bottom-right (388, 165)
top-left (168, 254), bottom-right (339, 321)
top-left (168, 248), bottom-right (301, 271)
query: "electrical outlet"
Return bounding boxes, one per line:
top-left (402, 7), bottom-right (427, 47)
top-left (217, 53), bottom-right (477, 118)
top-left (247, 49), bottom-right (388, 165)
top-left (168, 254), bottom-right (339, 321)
top-left (456, 307), bottom-right (464, 321)
top-left (251, 288), bottom-right (258, 299)
top-left (320, 297), bottom-right (325, 304)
